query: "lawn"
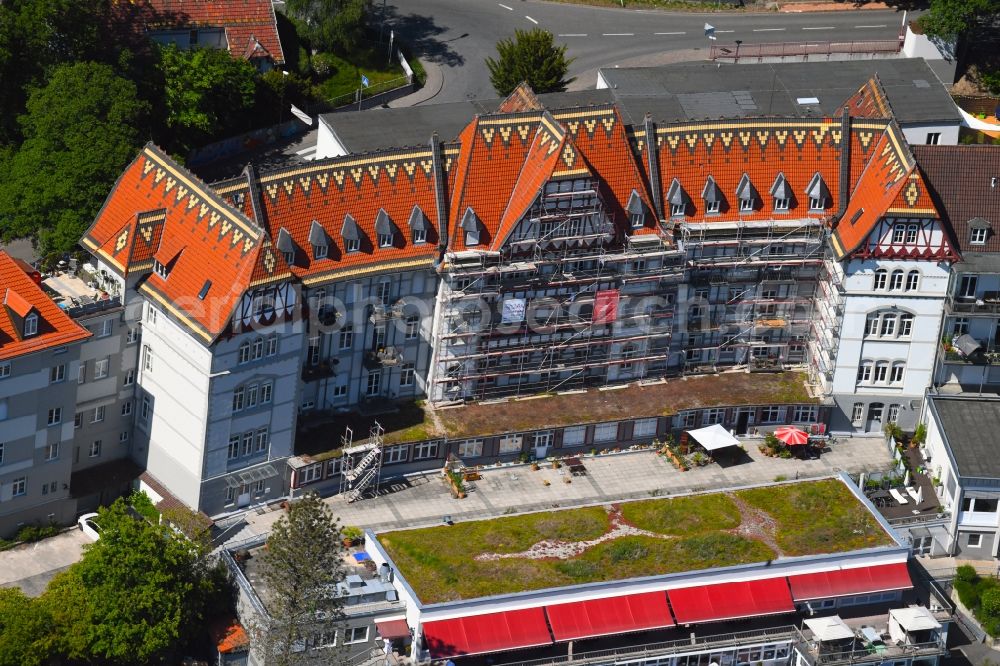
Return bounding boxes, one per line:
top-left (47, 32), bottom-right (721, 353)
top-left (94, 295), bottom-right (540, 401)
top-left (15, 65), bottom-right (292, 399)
top-left (377, 478), bottom-right (893, 603)
top-left (312, 47), bottom-right (407, 104)
top-left (737, 479), bottom-right (893, 556)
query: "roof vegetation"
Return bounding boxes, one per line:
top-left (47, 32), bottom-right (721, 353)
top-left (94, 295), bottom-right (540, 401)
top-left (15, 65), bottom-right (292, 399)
top-left (377, 478), bottom-right (892, 604)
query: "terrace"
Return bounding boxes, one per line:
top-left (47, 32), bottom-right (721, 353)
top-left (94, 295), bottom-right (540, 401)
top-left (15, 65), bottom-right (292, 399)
top-left (375, 478), bottom-right (894, 604)
top-left (297, 370), bottom-right (817, 453)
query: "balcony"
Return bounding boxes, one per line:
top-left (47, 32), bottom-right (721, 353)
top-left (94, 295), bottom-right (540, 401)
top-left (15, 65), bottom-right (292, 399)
top-left (942, 336), bottom-right (1000, 365)
top-left (364, 346), bottom-right (402, 369)
top-left (301, 360), bottom-right (336, 382)
top-left (369, 303), bottom-right (404, 323)
top-left (946, 292), bottom-right (1000, 315)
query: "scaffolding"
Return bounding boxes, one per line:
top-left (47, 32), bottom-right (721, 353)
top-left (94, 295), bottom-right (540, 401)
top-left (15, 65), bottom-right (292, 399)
top-left (338, 423), bottom-right (384, 503)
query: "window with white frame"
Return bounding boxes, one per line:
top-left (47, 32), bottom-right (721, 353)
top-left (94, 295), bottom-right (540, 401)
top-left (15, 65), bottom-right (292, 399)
top-left (238, 341), bottom-right (251, 364)
top-left (857, 361), bottom-right (873, 383)
top-left (702, 408), bottom-right (725, 425)
top-left (887, 404), bottom-right (901, 423)
top-left (399, 363), bottom-right (415, 388)
top-left (680, 411), bottom-right (698, 427)
top-left (267, 334), bottom-right (278, 357)
top-left (968, 533), bottom-right (983, 548)
top-left (633, 418), bottom-right (658, 438)
top-left (926, 132), bottom-right (941, 145)
top-left (773, 198), bottom-right (789, 211)
top-left (888, 270), bottom-right (904, 291)
top-left (99, 319), bottom-right (113, 337)
top-left (119, 431), bottom-right (129, 443)
top-left (457, 439), bottom-right (483, 458)
top-left (307, 337), bottom-right (320, 366)
top-left (300, 463), bottom-right (322, 484)
top-left (906, 224), bottom-right (919, 244)
top-left (534, 431), bottom-right (554, 449)
top-left (142, 345), bottom-right (153, 372)
top-left (879, 315), bottom-right (896, 337)
top-left (873, 269), bottom-right (887, 290)
top-left (44, 442), bottom-right (59, 461)
top-left (385, 445), bottom-right (408, 464)
top-left (314, 244), bottom-right (328, 259)
top-left (126, 327), bottom-right (139, 344)
top-left (760, 406), bottom-right (782, 424)
top-left (365, 371), bottom-right (381, 396)
top-left (121, 401), bottom-right (132, 417)
top-left (252, 337), bottom-right (264, 360)
top-left (873, 361), bottom-right (888, 383)
top-left (899, 314), bottom-right (913, 337)
top-left (339, 324), bottom-right (353, 349)
top-left (345, 627), bottom-right (368, 644)
top-left (971, 228), bottom-right (988, 245)
top-left (960, 275), bottom-right (978, 298)
top-left (77, 364), bottom-right (86, 384)
top-left (890, 363), bottom-right (905, 384)
top-left (706, 200), bottom-right (720, 214)
top-left (124, 368), bottom-right (135, 386)
top-left (404, 314), bottom-right (420, 339)
top-left (50, 364), bottom-right (65, 383)
top-left (593, 422), bottom-right (619, 442)
top-left (739, 198), bottom-right (754, 212)
top-left (333, 383), bottom-right (347, 398)
top-left (90, 406), bottom-right (105, 423)
top-left (671, 203), bottom-right (685, 217)
top-left (500, 435), bottom-right (524, 454)
top-left (94, 357), bottom-right (109, 379)
top-left (952, 317), bottom-right (970, 336)
top-left (0, 362), bottom-right (9, 379)
top-left (261, 381), bottom-right (272, 404)
top-left (851, 403), bottom-right (864, 426)
top-left (23, 313), bottom-right (37, 337)
top-left (906, 270), bottom-right (920, 291)
top-left (809, 196), bottom-right (826, 211)
top-left (47, 407), bottom-right (61, 426)
top-left (378, 232), bottom-right (393, 248)
top-left (74, 412), bottom-right (83, 428)
top-left (793, 406), bottom-right (817, 422)
top-left (255, 428), bottom-right (268, 453)
top-left (0, 442), bottom-right (4, 464)
top-left (563, 425), bottom-right (586, 446)
top-left (346, 238), bottom-right (360, 253)
top-left (413, 228), bottom-right (427, 244)
top-left (147, 305), bottom-right (158, 324)
top-left (413, 441), bottom-right (440, 460)
top-left (141, 396), bottom-right (150, 424)
top-left (892, 224), bottom-right (906, 243)
top-left (12, 477), bottom-right (26, 496)
top-left (90, 440), bottom-right (102, 458)
top-left (232, 387), bottom-right (245, 412)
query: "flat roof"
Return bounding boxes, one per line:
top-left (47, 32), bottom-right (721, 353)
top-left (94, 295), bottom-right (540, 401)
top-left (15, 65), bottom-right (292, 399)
top-left (601, 59), bottom-right (961, 125)
top-left (297, 371), bottom-right (816, 455)
top-left (374, 477), bottom-right (895, 604)
top-left (930, 396), bottom-right (1000, 479)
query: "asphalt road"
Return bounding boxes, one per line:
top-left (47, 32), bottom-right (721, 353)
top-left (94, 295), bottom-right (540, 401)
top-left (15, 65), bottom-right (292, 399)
top-left (381, 0), bottom-right (913, 103)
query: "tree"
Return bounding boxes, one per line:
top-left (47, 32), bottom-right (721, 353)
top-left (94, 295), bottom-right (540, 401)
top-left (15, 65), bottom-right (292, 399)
top-left (0, 61), bottom-right (148, 253)
top-left (486, 29), bottom-right (574, 97)
top-left (0, 588), bottom-right (55, 666)
top-left (918, 0), bottom-right (1000, 39)
top-left (285, 0), bottom-right (371, 53)
top-left (255, 493), bottom-right (346, 666)
top-left (156, 44), bottom-right (258, 155)
top-left (37, 498), bottom-right (221, 665)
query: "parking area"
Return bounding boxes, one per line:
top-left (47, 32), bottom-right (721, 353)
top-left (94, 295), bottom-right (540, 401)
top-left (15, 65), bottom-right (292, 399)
top-left (0, 528), bottom-right (90, 596)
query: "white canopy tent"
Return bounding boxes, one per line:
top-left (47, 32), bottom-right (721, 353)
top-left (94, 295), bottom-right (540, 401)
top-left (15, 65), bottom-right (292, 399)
top-left (804, 616), bottom-right (854, 642)
top-left (890, 607), bottom-right (942, 632)
top-left (687, 424), bottom-right (741, 451)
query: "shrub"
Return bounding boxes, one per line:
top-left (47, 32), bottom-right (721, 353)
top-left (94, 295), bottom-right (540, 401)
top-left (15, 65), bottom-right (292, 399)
top-left (955, 579), bottom-right (977, 609)
top-left (982, 588), bottom-right (1000, 618)
top-left (16, 523), bottom-right (61, 543)
top-left (956, 564), bottom-right (979, 584)
top-left (342, 525), bottom-right (363, 544)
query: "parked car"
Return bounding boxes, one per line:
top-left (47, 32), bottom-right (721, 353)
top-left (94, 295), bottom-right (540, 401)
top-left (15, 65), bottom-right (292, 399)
top-left (77, 512), bottom-right (101, 541)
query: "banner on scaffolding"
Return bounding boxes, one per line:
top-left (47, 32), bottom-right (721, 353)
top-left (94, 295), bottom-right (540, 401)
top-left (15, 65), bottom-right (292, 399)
top-left (501, 298), bottom-right (526, 324)
top-left (593, 289), bottom-right (620, 324)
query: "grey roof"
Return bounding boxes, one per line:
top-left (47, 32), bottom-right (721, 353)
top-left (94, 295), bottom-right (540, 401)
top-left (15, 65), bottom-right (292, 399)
top-left (737, 174), bottom-right (757, 200)
top-left (931, 396), bottom-right (1000, 479)
top-left (626, 189), bottom-right (645, 214)
top-left (600, 59), bottom-right (961, 125)
top-left (667, 178), bottom-right (688, 205)
top-left (702, 176), bottom-right (721, 202)
top-left (408, 204), bottom-right (428, 231)
top-left (319, 90), bottom-right (614, 155)
top-left (460, 207), bottom-right (479, 231)
top-left (341, 214), bottom-right (360, 241)
top-left (806, 172), bottom-right (831, 200)
top-left (771, 172), bottom-right (791, 199)
top-left (275, 227), bottom-right (294, 253)
top-left (374, 209), bottom-right (395, 236)
top-left (308, 220), bottom-right (327, 247)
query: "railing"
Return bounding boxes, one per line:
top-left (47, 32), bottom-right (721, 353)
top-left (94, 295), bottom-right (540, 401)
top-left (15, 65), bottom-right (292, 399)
top-left (946, 293), bottom-right (1000, 315)
top-left (943, 347), bottom-right (1000, 365)
top-left (806, 639), bottom-right (947, 666)
top-left (325, 74), bottom-right (413, 110)
top-left (710, 40), bottom-right (901, 61)
top-left (500, 626), bottom-right (801, 666)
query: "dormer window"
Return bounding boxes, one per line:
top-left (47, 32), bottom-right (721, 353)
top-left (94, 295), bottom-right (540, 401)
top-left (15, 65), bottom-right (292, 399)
top-left (670, 203), bottom-right (685, 217)
top-left (314, 244), bottom-right (328, 259)
top-left (773, 198), bottom-right (789, 211)
top-left (706, 201), bottom-right (720, 214)
top-left (374, 209), bottom-right (396, 249)
top-left (408, 204), bottom-right (430, 245)
top-left (631, 212), bottom-right (645, 228)
top-left (24, 313), bottom-right (38, 337)
top-left (378, 232), bottom-right (394, 248)
top-left (809, 197), bottom-right (826, 211)
top-left (465, 229), bottom-right (480, 246)
top-left (666, 178), bottom-right (688, 218)
top-left (341, 214), bottom-right (361, 253)
top-left (702, 176), bottom-right (722, 214)
top-left (461, 207), bottom-right (482, 246)
top-left (282, 251), bottom-right (294, 264)
top-left (739, 198), bottom-right (754, 212)
top-left (276, 227), bottom-right (296, 266)
top-left (805, 172), bottom-right (830, 212)
top-left (972, 228), bottom-right (988, 245)
top-left (346, 238), bottom-right (360, 253)
top-left (736, 174), bottom-right (757, 213)
top-left (770, 173), bottom-right (791, 212)
top-left (308, 220), bottom-right (328, 260)
top-left (413, 228), bottom-right (427, 244)
top-left (626, 189), bottom-right (646, 229)
top-left (153, 260), bottom-right (168, 279)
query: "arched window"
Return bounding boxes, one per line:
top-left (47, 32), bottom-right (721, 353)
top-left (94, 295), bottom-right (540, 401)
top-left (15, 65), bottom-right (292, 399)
top-left (252, 337), bottom-right (264, 360)
top-left (889, 270), bottom-right (904, 291)
top-left (906, 270), bottom-right (920, 291)
top-left (873, 269), bottom-right (887, 290)
top-left (865, 309), bottom-right (914, 339)
top-left (238, 340), bottom-right (251, 364)
top-left (899, 314), bottom-right (914, 337)
top-left (857, 360), bottom-right (873, 383)
top-left (873, 361), bottom-right (889, 383)
top-left (906, 224), bottom-right (919, 244)
top-left (23, 313), bottom-right (38, 337)
top-left (890, 362), bottom-right (905, 384)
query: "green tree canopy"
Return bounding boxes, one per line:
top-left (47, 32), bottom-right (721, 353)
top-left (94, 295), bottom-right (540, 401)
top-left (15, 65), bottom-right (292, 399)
top-left (0, 60), bottom-right (148, 253)
top-left (918, 0), bottom-right (1000, 38)
top-left (36, 498), bottom-right (221, 665)
top-left (0, 588), bottom-right (55, 666)
top-left (156, 44), bottom-right (259, 155)
top-left (486, 29), bottom-right (575, 97)
top-left (256, 493), bottom-right (346, 665)
top-left (285, 0), bottom-right (371, 53)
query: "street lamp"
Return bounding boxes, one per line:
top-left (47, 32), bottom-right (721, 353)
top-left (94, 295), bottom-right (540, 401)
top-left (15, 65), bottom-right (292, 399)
top-left (735, 39), bottom-right (743, 62)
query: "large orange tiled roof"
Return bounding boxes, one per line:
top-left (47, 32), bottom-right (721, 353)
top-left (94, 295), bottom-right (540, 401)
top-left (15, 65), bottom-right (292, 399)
top-left (83, 144), bottom-right (290, 343)
top-left (134, 0), bottom-right (284, 65)
top-left (0, 251), bottom-right (91, 361)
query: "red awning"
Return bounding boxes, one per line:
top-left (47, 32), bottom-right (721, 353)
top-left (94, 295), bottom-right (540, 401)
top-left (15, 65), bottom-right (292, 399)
top-left (422, 608), bottom-right (553, 659)
top-left (546, 591), bottom-right (674, 641)
top-left (669, 578), bottom-right (795, 624)
top-left (375, 618), bottom-right (411, 640)
top-left (787, 563), bottom-right (912, 601)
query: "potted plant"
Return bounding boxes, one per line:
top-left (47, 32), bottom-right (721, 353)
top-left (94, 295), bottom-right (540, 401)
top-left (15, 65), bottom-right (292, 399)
top-left (342, 525), bottom-right (363, 547)
top-left (551, 459), bottom-right (562, 469)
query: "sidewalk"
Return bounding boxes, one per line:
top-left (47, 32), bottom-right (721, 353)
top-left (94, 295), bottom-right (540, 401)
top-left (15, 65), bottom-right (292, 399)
top-left (225, 435), bottom-right (893, 545)
top-left (387, 59), bottom-right (445, 108)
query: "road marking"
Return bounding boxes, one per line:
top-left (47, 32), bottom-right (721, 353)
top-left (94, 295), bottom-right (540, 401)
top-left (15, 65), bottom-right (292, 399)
top-left (558, 33), bottom-right (588, 37)
top-left (856, 24), bottom-right (887, 28)
top-left (525, 15), bottom-right (538, 24)
top-left (753, 28), bottom-right (785, 32)
top-left (655, 31), bottom-right (686, 35)
top-left (603, 32), bottom-right (634, 36)
top-left (498, 3), bottom-right (512, 9)
top-left (802, 26), bottom-right (835, 30)
top-left (716, 29), bottom-right (735, 33)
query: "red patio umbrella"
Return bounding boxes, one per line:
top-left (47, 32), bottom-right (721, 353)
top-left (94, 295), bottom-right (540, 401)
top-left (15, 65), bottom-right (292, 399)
top-left (773, 426), bottom-right (809, 446)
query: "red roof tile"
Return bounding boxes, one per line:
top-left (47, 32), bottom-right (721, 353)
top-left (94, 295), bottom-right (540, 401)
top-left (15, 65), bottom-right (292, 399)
top-left (0, 251), bottom-right (91, 361)
top-left (136, 0), bottom-right (284, 64)
top-left (83, 144), bottom-right (290, 343)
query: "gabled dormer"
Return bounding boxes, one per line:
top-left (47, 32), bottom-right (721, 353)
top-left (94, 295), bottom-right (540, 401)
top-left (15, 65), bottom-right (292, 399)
top-left (3, 288), bottom-right (37, 339)
top-left (805, 172), bottom-right (830, 211)
top-left (770, 172), bottom-right (792, 212)
top-left (702, 176), bottom-right (723, 214)
top-left (341, 214), bottom-right (361, 253)
top-left (374, 209), bottom-right (397, 248)
top-left (666, 178), bottom-right (689, 217)
top-left (461, 207), bottom-right (481, 246)
top-left (626, 190), bottom-right (647, 229)
top-left (408, 205), bottom-right (429, 244)
top-left (276, 227), bottom-right (296, 265)
top-left (308, 220), bottom-right (328, 260)
top-left (736, 174), bottom-right (757, 213)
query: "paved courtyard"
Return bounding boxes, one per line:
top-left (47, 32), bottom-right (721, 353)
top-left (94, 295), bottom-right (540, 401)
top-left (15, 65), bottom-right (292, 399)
top-left (0, 528), bottom-right (90, 596)
top-left (228, 435), bottom-right (894, 543)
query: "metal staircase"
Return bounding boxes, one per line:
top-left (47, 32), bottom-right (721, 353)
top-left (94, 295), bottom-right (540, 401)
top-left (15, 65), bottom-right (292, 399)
top-left (339, 423), bottom-right (384, 503)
